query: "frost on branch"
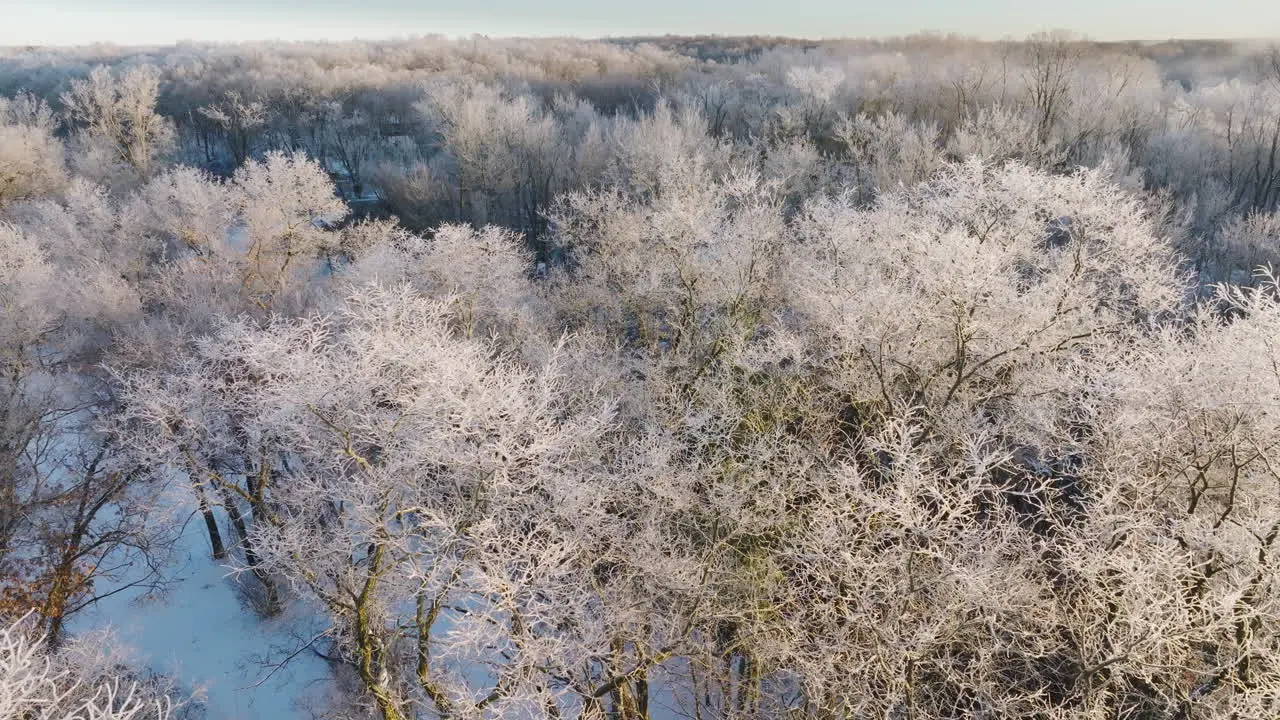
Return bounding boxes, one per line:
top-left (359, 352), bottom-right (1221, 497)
top-left (60, 65), bottom-right (174, 189)
top-left (0, 615), bottom-right (174, 720)
top-left (339, 222), bottom-right (542, 347)
top-left (119, 281), bottom-right (694, 718)
top-left (0, 93), bottom-right (66, 209)
top-left (792, 158), bottom-right (1186, 450)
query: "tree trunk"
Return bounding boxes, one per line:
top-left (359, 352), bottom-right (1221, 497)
top-left (41, 549), bottom-right (80, 650)
top-left (216, 480), bottom-right (280, 615)
top-left (192, 477), bottom-right (226, 560)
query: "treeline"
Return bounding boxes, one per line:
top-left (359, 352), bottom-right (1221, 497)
top-left (2, 33), bottom-right (1279, 277)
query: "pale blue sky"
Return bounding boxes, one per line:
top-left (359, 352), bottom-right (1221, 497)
top-left (1, 0), bottom-right (1278, 46)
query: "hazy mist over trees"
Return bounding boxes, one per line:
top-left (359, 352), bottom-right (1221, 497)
top-left (3, 29), bottom-right (1280, 720)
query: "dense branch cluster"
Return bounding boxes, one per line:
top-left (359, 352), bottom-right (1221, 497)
top-left (0, 614), bottom-right (174, 719)
top-left (3, 32), bottom-right (1280, 720)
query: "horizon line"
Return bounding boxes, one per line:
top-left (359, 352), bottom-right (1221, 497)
top-left (3, 31), bottom-right (1277, 52)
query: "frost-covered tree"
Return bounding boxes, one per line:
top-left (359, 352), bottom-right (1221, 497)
top-left (107, 156), bottom-right (349, 600)
top-left (61, 65), bottom-right (174, 185)
top-left (791, 159), bottom-right (1184, 443)
top-left (1022, 31), bottom-right (1084, 146)
top-left (0, 200), bottom-right (167, 647)
top-left (603, 101), bottom-right (732, 201)
top-left (0, 93), bottom-right (65, 210)
top-left (947, 103), bottom-right (1065, 168)
top-left (117, 282), bottom-right (710, 720)
top-left (419, 82), bottom-right (568, 236)
top-left (1207, 209), bottom-right (1280, 283)
top-left (0, 615), bottom-right (175, 719)
top-left (339, 222), bottom-right (541, 345)
top-left (320, 103), bottom-right (380, 194)
top-left (1069, 276), bottom-right (1280, 718)
top-left (197, 90), bottom-right (268, 168)
top-left (550, 164), bottom-right (783, 372)
top-left (229, 150), bottom-right (348, 303)
top-left (835, 111), bottom-right (945, 202)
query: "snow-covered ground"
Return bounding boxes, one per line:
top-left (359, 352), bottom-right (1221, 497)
top-left (70, 508), bottom-right (333, 720)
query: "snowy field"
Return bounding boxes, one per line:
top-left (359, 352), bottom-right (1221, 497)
top-left (70, 507), bottom-right (333, 720)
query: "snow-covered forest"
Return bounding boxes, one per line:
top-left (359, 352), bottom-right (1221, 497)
top-left (4, 31), bottom-right (1280, 719)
